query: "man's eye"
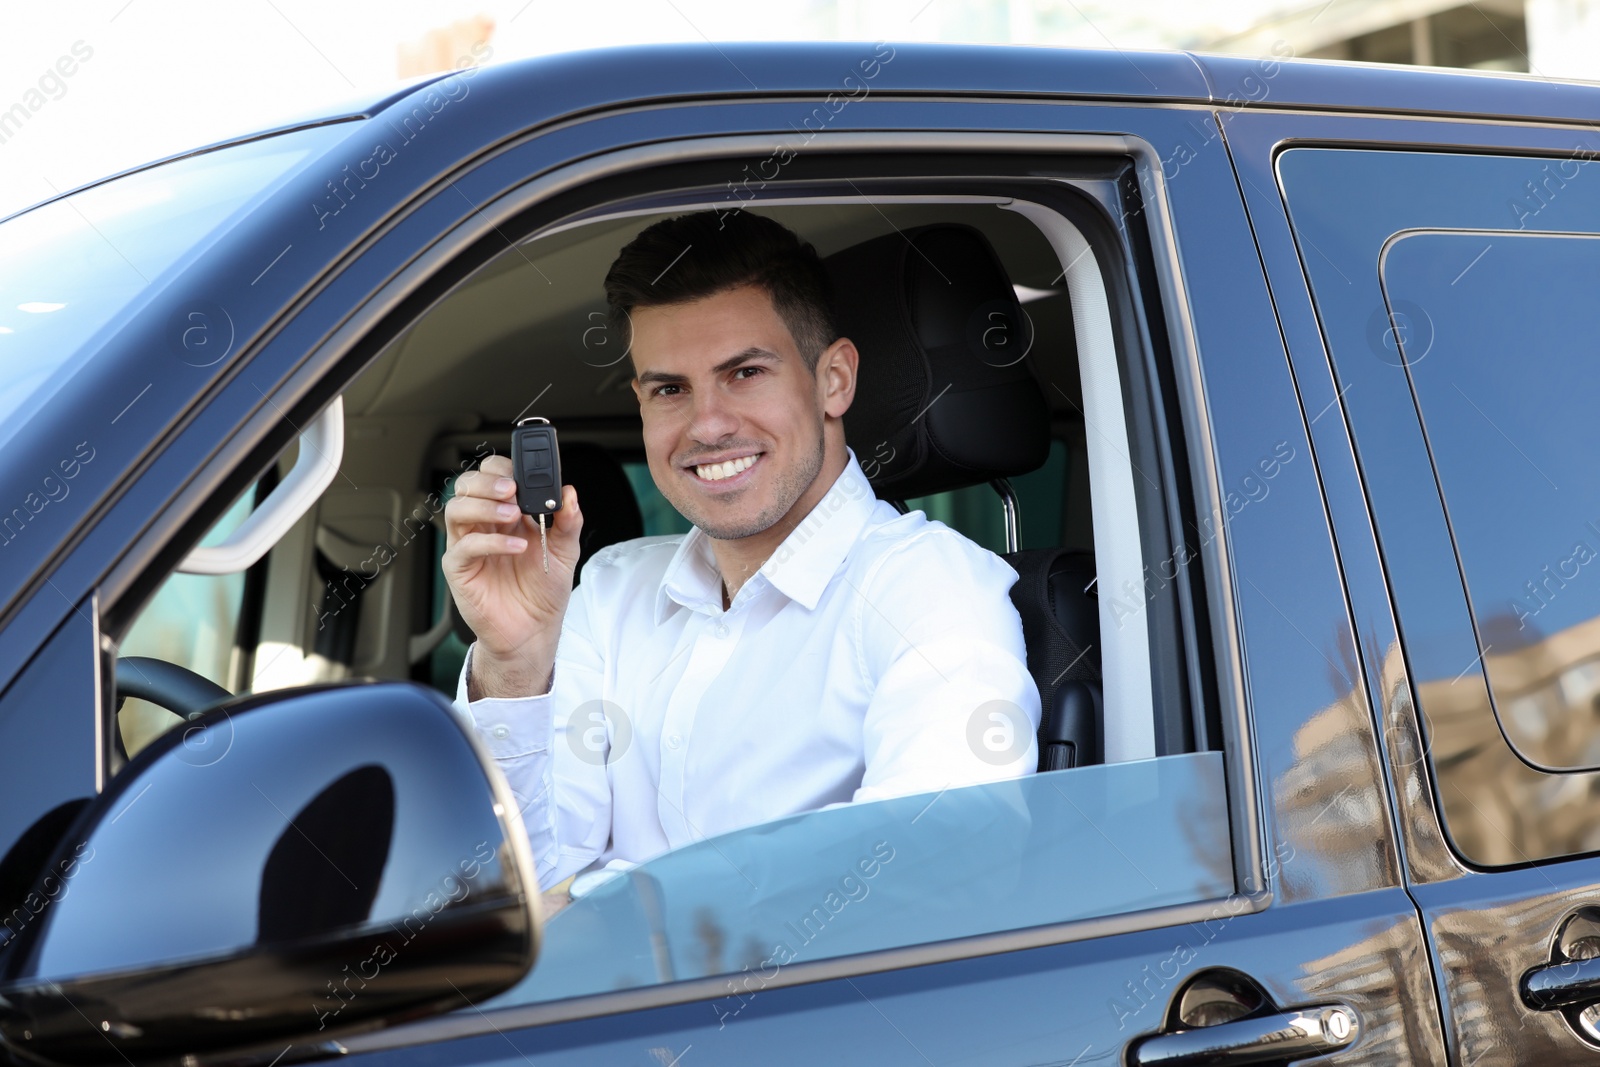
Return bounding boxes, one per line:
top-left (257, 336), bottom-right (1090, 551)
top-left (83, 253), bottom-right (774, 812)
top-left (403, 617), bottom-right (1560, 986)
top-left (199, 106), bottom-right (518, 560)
top-left (734, 367), bottom-right (763, 380)
top-left (653, 384), bottom-right (682, 397)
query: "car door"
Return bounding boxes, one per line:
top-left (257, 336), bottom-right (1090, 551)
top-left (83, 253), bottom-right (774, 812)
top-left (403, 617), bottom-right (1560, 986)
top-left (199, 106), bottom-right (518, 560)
top-left (1226, 63), bottom-right (1600, 1065)
top-left (295, 50), bottom-right (1436, 1067)
top-left (0, 44), bottom-right (1441, 1066)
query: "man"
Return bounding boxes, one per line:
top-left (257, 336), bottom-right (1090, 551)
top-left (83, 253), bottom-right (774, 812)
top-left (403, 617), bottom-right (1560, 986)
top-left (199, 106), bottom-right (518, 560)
top-left (444, 209), bottom-right (1039, 900)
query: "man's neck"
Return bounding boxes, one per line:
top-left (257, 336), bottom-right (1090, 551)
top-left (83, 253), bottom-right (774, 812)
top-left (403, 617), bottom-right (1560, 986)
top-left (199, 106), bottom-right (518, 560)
top-left (707, 445), bottom-right (849, 607)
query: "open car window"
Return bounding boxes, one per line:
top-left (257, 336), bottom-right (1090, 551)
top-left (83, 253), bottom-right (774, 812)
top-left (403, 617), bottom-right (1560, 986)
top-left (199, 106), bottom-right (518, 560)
top-left (105, 152), bottom-right (1231, 1018)
top-left (397, 178), bottom-right (1224, 1006)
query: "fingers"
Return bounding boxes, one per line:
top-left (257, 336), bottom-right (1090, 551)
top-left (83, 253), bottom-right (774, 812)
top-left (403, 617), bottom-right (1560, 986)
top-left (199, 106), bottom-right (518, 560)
top-left (551, 483), bottom-right (582, 536)
top-left (455, 467), bottom-right (517, 503)
top-left (478, 454), bottom-right (513, 480)
top-left (449, 495), bottom-right (528, 530)
top-left (447, 467), bottom-right (579, 552)
top-left (445, 530), bottom-right (529, 569)
top-left (453, 456), bottom-right (516, 505)
top-left (447, 457), bottom-right (523, 545)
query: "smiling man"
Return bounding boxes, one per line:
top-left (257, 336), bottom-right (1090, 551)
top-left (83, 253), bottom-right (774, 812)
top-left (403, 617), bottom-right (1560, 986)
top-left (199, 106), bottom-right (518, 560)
top-left (443, 209), bottom-right (1039, 898)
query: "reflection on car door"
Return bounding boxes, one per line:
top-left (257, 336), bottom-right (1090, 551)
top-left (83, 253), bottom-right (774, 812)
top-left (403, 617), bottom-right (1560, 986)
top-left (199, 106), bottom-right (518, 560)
top-left (1237, 107), bottom-right (1600, 1064)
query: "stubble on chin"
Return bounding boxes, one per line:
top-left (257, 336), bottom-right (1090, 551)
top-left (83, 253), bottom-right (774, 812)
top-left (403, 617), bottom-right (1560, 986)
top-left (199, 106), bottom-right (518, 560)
top-left (676, 429), bottom-right (826, 542)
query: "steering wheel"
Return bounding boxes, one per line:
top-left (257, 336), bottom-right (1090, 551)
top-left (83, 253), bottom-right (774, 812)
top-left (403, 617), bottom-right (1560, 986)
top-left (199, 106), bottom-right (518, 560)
top-left (115, 656), bottom-right (233, 721)
top-left (113, 657), bottom-right (234, 763)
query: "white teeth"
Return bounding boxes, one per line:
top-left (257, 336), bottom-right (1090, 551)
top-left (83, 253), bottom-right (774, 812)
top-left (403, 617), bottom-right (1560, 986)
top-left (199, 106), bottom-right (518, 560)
top-left (695, 455), bottom-right (757, 481)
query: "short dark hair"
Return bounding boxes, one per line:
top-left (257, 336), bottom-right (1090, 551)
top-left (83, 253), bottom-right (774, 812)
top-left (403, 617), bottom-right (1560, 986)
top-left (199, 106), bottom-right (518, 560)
top-left (604, 210), bottom-right (837, 370)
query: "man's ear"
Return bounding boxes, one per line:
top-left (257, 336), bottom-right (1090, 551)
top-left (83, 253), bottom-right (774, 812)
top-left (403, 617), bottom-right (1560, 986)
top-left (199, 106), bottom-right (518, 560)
top-left (819, 337), bottom-right (858, 419)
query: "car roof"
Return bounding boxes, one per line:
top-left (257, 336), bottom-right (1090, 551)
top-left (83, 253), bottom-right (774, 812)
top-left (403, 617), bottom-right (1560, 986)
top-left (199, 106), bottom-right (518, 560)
top-left (438, 40), bottom-right (1600, 129)
top-left (1190, 50), bottom-right (1600, 125)
top-left (25, 40), bottom-right (1598, 224)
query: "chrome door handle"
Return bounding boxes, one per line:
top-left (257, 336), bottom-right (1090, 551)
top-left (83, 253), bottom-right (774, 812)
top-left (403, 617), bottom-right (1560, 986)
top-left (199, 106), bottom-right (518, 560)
top-left (1522, 956), bottom-right (1600, 1011)
top-left (1128, 1004), bottom-right (1359, 1067)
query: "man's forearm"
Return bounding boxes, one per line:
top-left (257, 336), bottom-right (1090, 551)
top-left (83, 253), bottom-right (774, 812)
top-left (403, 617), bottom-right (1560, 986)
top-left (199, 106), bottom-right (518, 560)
top-left (467, 643), bottom-right (556, 701)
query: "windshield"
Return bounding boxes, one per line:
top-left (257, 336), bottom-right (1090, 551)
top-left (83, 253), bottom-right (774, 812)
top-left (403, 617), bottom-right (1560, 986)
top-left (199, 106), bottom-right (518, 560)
top-left (0, 123), bottom-right (351, 442)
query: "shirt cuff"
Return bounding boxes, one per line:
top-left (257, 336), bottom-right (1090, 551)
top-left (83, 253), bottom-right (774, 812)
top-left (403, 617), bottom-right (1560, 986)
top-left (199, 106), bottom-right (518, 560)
top-left (454, 642), bottom-right (554, 760)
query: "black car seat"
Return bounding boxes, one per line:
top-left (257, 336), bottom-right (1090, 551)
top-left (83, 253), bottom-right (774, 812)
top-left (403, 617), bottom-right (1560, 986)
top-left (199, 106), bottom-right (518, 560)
top-left (561, 441), bottom-right (647, 574)
top-left (1006, 547), bottom-right (1101, 769)
top-left (823, 223), bottom-right (1104, 770)
top-left (451, 440), bottom-right (644, 646)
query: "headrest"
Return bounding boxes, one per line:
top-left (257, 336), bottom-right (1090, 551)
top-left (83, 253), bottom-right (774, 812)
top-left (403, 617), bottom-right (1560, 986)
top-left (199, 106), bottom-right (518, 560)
top-left (824, 223), bottom-right (1050, 499)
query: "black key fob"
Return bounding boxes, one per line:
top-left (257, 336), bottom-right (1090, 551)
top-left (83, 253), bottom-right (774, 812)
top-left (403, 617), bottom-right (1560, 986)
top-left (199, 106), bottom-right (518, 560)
top-left (511, 417), bottom-right (562, 517)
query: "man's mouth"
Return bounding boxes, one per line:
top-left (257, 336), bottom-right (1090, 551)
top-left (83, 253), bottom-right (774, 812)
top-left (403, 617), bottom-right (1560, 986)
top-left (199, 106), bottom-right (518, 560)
top-left (686, 451), bottom-right (763, 484)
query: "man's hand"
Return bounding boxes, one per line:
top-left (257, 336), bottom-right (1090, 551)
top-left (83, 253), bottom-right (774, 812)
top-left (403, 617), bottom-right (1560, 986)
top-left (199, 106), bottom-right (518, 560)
top-left (539, 876), bottom-right (576, 921)
top-left (442, 454), bottom-right (582, 700)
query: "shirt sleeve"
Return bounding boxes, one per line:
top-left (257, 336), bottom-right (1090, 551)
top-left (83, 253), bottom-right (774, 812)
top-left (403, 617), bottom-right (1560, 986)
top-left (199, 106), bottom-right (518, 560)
top-left (451, 576), bottom-right (615, 891)
top-left (850, 527), bottom-right (1042, 803)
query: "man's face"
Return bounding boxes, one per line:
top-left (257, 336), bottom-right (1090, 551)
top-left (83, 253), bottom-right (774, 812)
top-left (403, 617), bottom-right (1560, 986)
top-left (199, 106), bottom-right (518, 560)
top-left (630, 284), bottom-right (827, 541)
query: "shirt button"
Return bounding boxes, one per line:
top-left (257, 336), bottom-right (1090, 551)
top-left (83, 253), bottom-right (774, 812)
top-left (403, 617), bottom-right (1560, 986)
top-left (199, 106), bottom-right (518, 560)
top-left (714, 622), bottom-right (729, 638)
top-left (667, 733), bottom-right (683, 750)
top-left (491, 725), bottom-right (510, 740)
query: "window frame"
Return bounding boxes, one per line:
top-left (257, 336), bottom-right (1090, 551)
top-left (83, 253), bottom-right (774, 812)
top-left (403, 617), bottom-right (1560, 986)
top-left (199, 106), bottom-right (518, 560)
top-left (529, 180), bottom-right (1186, 764)
top-left (87, 121), bottom-right (1261, 1032)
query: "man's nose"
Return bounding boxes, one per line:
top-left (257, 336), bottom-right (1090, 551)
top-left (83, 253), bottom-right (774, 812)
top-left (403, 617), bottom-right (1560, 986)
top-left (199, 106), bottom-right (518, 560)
top-left (685, 388), bottom-right (739, 444)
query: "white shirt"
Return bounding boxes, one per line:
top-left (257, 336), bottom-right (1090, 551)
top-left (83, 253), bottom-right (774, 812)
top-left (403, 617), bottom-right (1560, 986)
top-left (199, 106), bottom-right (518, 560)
top-left (453, 449), bottom-right (1041, 891)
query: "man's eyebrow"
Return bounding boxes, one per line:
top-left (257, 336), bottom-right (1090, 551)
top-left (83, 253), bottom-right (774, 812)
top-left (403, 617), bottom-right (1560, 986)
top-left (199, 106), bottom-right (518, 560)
top-left (634, 347), bottom-right (783, 386)
top-left (711, 346), bottom-right (782, 374)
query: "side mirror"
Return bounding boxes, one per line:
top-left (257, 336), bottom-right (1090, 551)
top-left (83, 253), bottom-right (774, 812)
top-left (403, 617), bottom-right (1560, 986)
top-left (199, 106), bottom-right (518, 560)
top-left (0, 681), bottom-right (539, 1066)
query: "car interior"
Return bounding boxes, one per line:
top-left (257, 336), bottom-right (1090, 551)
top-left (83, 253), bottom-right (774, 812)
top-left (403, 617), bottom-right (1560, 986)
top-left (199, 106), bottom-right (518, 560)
top-left (112, 185), bottom-right (1212, 785)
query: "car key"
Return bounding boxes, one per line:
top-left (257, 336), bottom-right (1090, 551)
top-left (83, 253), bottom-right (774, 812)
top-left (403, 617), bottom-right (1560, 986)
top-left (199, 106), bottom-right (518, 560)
top-left (510, 416), bottom-right (562, 573)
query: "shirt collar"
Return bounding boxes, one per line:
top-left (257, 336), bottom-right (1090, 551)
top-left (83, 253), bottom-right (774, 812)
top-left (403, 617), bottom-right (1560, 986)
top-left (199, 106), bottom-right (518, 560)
top-left (655, 448), bottom-right (879, 621)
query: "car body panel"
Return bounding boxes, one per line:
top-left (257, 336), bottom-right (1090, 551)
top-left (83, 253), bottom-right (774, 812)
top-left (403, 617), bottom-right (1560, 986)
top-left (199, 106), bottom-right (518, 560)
top-left (1230, 107), bottom-right (1600, 1062)
top-left (345, 889), bottom-right (1434, 1066)
top-left (0, 596), bottom-right (99, 898)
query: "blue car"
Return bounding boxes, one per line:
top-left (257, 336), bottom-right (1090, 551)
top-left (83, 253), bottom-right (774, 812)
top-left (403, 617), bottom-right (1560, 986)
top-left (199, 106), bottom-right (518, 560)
top-left (3, 39), bottom-right (1600, 1065)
